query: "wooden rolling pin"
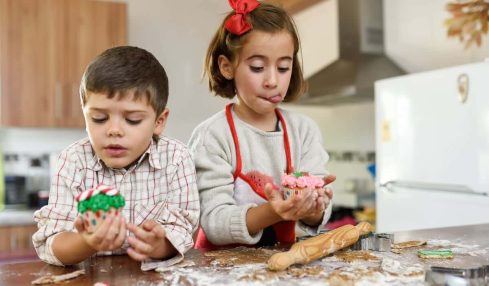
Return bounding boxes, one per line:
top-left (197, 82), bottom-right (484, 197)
top-left (267, 222), bottom-right (373, 271)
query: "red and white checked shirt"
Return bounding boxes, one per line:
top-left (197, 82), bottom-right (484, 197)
top-left (32, 136), bottom-right (200, 271)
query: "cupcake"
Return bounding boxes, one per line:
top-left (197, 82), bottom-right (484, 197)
top-left (75, 184), bottom-right (125, 233)
top-left (281, 171), bottom-right (325, 199)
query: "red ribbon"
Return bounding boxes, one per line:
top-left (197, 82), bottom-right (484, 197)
top-left (224, 0), bottom-right (260, 36)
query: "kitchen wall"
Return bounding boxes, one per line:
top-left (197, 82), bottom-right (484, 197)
top-left (4, 0), bottom-right (486, 207)
top-left (385, 0), bottom-right (489, 73)
top-left (285, 102), bottom-right (376, 206)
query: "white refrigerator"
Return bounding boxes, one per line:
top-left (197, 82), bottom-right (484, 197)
top-left (375, 61), bottom-right (489, 233)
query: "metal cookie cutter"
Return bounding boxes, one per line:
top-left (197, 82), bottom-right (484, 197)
top-left (351, 233), bottom-right (394, 252)
top-left (425, 265), bottom-right (489, 285)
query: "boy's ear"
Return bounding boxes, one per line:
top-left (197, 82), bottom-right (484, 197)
top-left (218, 55), bottom-right (234, 80)
top-left (153, 108), bottom-right (170, 136)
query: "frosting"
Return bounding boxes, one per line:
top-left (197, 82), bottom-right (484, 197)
top-left (418, 249), bottom-right (453, 258)
top-left (76, 184), bottom-right (125, 213)
top-left (281, 172), bottom-right (324, 189)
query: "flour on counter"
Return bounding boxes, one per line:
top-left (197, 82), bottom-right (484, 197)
top-left (427, 239), bottom-right (488, 256)
top-left (157, 250), bottom-right (426, 286)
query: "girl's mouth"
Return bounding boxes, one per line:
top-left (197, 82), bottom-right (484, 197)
top-left (264, 95), bottom-right (282, 104)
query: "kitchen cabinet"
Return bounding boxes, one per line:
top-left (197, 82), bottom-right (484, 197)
top-left (0, 224), bottom-right (38, 261)
top-left (0, 0), bottom-right (127, 128)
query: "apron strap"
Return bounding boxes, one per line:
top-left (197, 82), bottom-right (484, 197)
top-left (275, 108), bottom-right (294, 174)
top-left (226, 103), bottom-right (294, 176)
top-left (225, 104), bottom-right (242, 179)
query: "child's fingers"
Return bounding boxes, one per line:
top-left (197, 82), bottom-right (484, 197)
top-left (323, 174), bottom-right (336, 186)
top-left (324, 187), bottom-right (333, 199)
top-left (151, 224), bottom-right (166, 239)
top-left (141, 219), bottom-right (156, 231)
top-left (74, 216), bottom-right (85, 233)
top-left (264, 183), bottom-right (282, 201)
top-left (127, 247), bottom-right (148, 262)
top-left (127, 236), bottom-right (152, 256)
top-left (127, 223), bottom-right (156, 243)
top-left (113, 217), bottom-right (127, 247)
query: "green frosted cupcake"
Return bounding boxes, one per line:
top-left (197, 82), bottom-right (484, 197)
top-left (75, 184), bottom-right (125, 233)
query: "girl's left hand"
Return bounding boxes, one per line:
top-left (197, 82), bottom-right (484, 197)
top-left (126, 220), bottom-right (176, 261)
top-left (301, 176), bottom-right (335, 225)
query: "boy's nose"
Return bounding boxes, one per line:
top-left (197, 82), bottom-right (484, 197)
top-left (107, 122), bottom-right (124, 137)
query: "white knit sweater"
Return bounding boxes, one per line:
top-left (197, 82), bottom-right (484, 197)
top-left (188, 107), bottom-right (332, 245)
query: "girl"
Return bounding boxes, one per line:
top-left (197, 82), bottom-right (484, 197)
top-left (188, 0), bottom-right (334, 249)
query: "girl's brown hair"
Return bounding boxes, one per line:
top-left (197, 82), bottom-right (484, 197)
top-left (204, 2), bottom-right (306, 102)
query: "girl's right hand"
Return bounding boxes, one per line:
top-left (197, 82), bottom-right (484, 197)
top-left (74, 212), bottom-right (126, 252)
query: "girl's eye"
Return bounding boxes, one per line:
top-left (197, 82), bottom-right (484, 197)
top-left (250, 66), bottom-right (263, 72)
top-left (278, 67), bottom-right (290, 73)
top-left (91, 117), bottom-right (107, 123)
top-left (126, 119), bottom-right (142, 125)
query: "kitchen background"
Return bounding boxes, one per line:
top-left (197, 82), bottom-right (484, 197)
top-left (0, 0), bottom-right (487, 261)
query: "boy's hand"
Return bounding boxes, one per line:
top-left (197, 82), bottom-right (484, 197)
top-left (74, 212), bottom-right (126, 252)
top-left (126, 220), bottom-right (177, 261)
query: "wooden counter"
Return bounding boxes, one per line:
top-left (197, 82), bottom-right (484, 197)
top-left (1, 223), bottom-right (488, 285)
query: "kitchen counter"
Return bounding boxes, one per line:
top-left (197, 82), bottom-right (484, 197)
top-left (0, 223), bottom-right (488, 285)
top-left (0, 209), bottom-right (36, 226)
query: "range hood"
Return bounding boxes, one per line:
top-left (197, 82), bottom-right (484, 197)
top-left (298, 0), bottom-right (405, 105)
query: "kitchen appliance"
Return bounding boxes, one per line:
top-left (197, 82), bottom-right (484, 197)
top-left (375, 61), bottom-right (489, 233)
top-left (4, 175), bottom-right (27, 206)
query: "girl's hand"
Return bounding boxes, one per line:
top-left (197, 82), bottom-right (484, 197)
top-left (264, 183), bottom-right (319, 221)
top-left (74, 212), bottom-right (126, 252)
top-left (126, 220), bottom-right (177, 261)
top-left (301, 175), bottom-right (335, 225)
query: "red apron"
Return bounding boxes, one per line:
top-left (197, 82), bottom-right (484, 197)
top-left (195, 104), bottom-right (296, 250)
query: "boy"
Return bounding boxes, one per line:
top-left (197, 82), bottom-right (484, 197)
top-left (32, 46), bottom-right (199, 271)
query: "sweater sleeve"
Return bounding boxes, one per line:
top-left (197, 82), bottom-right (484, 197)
top-left (188, 126), bottom-right (262, 245)
top-left (294, 115), bottom-right (333, 233)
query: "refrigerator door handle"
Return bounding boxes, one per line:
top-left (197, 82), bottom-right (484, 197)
top-left (380, 180), bottom-right (489, 197)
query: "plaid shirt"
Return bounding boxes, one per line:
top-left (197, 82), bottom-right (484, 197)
top-left (32, 136), bottom-right (199, 271)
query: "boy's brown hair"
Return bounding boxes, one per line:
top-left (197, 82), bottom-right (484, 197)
top-left (80, 46), bottom-right (169, 116)
top-left (204, 2), bottom-right (306, 102)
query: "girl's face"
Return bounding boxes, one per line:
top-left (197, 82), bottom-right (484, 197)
top-left (222, 30), bottom-right (294, 119)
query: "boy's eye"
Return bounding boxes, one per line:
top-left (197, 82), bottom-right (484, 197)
top-left (250, 66), bottom-right (263, 72)
top-left (126, 118), bottom-right (142, 125)
top-left (91, 117), bottom-right (107, 123)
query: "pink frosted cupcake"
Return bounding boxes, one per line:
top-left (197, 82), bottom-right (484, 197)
top-left (281, 172), bottom-right (325, 199)
top-left (75, 185), bottom-right (125, 233)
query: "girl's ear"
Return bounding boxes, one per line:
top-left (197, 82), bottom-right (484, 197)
top-left (218, 55), bottom-right (234, 80)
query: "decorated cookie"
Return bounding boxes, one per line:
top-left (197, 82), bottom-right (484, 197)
top-left (418, 249), bottom-right (453, 259)
top-left (281, 171), bottom-right (325, 199)
top-left (75, 185), bottom-right (125, 233)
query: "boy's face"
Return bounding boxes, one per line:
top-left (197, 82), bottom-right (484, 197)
top-left (83, 92), bottom-right (169, 169)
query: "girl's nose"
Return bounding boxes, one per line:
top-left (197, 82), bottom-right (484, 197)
top-left (264, 70), bottom-right (278, 89)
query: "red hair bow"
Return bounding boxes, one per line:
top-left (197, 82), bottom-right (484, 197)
top-left (225, 0), bottom-right (260, 36)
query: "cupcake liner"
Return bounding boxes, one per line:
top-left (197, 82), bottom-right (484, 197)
top-left (81, 207), bottom-right (121, 233)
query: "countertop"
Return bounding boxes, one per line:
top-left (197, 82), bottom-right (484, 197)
top-left (0, 223), bottom-right (488, 285)
top-left (0, 208), bottom-right (36, 226)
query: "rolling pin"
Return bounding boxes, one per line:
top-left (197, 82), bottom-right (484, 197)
top-left (267, 222), bottom-right (373, 271)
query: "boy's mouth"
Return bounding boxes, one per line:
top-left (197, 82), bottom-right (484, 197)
top-left (104, 144), bottom-right (127, 157)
